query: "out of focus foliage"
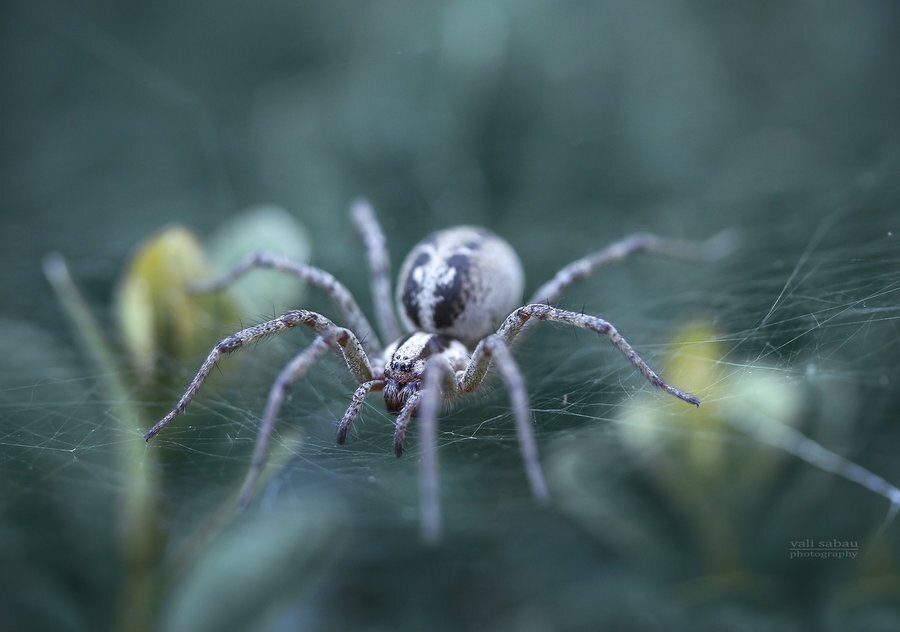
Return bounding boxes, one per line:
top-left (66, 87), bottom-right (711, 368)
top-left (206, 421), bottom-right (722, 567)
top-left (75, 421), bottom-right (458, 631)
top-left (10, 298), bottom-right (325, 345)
top-left (114, 207), bottom-right (309, 385)
top-left (114, 227), bottom-right (237, 383)
top-left (548, 322), bottom-right (900, 628)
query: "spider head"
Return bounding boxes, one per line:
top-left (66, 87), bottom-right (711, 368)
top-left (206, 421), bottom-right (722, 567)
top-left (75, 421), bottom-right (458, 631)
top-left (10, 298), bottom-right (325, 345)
top-left (382, 332), bottom-right (471, 414)
top-left (383, 379), bottom-right (419, 415)
top-left (382, 332), bottom-right (450, 414)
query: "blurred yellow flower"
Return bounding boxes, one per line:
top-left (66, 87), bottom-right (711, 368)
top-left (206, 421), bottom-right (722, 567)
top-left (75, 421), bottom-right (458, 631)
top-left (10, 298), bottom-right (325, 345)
top-left (114, 226), bottom-right (239, 384)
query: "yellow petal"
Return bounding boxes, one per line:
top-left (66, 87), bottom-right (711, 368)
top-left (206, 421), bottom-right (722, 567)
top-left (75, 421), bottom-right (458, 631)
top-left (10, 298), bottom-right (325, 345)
top-left (114, 226), bottom-right (238, 384)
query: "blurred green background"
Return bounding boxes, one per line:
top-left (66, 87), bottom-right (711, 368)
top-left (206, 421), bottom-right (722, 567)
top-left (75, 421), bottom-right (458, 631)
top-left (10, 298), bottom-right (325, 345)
top-left (2, 1), bottom-right (900, 630)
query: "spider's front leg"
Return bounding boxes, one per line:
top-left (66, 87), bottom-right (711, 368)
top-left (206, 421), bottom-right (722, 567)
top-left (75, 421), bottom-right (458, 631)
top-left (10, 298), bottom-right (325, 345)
top-left (364, 356), bottom-right (460, 543)
top-left (391, 366), bottom-right (455, 458)
top-left (336, 379), bottom-right (386, 446)
top-left (144, 309), bottom-right (374, 442)
top-left (462, 304), bottom-right (700, 407)
top-left (416, 356), bottom-right (458, 543)
top-left (452, 304), bottom-right (700, 516)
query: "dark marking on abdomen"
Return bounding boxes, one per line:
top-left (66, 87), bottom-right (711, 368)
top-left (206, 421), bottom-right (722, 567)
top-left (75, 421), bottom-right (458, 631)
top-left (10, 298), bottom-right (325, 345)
top-left (433, 253), bottom-right (470, 329)
top-left (401, 252), bottom-right (430, 329)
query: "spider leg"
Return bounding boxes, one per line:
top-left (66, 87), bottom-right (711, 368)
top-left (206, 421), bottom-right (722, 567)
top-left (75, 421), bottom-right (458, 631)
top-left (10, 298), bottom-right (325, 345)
top-left (351, 199), bottom-right (402, 343)
top-left (392, 390), bottom-right (422, 458)
top-left (190, 251), bottom-right (383, 358)
top-left (236, 328), bottom-right (347, 508)
top-left (461, 304), bottom-right (700, 406)
top-left (393, 368), bottom-right (456, 457)
top-left (336, 379), bottom-right (385, 445)
top-left (481, 336), bottom-right (550, 502)
top-left (418, 357), bottom-right (457, 544)
top-left (144, 309), bottom-right (374, 441)
top-left (529, 230), bottom-right (735, 305)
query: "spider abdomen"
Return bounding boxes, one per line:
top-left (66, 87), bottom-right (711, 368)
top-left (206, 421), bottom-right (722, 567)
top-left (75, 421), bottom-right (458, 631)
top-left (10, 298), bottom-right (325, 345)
top-left (396, 226), bottom-right (524, 343)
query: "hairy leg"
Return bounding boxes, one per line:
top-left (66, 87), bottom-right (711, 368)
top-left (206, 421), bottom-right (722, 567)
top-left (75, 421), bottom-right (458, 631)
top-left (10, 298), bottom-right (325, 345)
top-left (529, 230), bottom-right (735, 305)
top-left (351, 199), bottom-right (402, 343)
top-left (460, 304), bottom-right (699, 406)
top-left (237, 329), bottom-right (346, 507)
top-left (391, 390), bottom-right (422, 458)
top-left (336, 379), bottom-right (385, 445)
top-left (481, 336), bottom-right (550, 502)
top-left (418, 357), bottom-right (456, 543)
top-left (392, 366), bottom-right (456, 458)
top-left (191, 251), bottom-right (383, 358)
top-left (145, 309), bottom-right (374, 441)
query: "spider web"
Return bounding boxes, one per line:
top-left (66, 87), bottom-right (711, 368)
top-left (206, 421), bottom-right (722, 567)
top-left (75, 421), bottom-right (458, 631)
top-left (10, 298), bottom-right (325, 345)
top-left (2, 1), bottom-right (900, 630)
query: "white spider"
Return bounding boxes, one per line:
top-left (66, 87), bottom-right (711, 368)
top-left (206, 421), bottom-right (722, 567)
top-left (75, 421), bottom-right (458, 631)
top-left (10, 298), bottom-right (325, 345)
top-left (145, 200), bottom-right (727, 542)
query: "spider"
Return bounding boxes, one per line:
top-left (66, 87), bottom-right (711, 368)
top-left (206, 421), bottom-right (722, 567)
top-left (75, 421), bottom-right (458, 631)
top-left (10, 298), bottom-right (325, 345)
top-left (145, 200), bottom-right (728, 542)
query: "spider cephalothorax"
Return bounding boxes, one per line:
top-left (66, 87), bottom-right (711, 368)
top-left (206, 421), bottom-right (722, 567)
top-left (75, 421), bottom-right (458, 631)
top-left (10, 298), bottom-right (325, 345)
top-left (382, 332), bottom-right (469, 414)
top-left (145, 199), bottom-right (727, 541)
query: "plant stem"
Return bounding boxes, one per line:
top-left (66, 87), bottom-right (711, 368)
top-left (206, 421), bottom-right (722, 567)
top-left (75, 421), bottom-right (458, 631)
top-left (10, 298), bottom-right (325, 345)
top-left (44, 253), bottom-right (163, 632)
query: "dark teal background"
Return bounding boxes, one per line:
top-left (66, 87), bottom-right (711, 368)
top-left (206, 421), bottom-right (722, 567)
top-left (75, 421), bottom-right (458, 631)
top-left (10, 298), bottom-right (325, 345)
top-left (2, 1), bottom-right (900, 630)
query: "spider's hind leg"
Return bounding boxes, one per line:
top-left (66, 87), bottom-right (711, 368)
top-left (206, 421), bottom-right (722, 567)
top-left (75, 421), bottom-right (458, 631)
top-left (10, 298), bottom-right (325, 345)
top-left (529, 230), bottom-right (735, 306)
top-left (351, 199), bottom-right (402, 344)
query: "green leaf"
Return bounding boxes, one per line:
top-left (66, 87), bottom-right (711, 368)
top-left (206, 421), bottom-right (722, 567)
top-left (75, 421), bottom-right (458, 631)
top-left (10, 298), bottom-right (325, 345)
top-left (160, 503), bottom-right (339, 632)
top-left (206, 205), bottom-right (312, 318)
